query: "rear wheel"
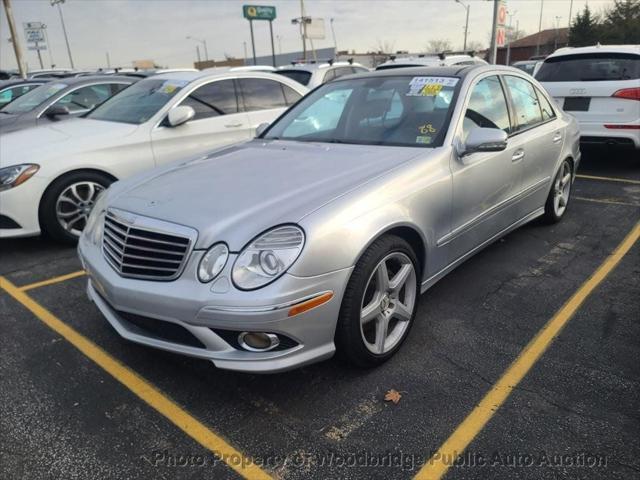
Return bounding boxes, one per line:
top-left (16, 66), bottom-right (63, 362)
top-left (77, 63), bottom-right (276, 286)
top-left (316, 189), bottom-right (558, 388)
top-left (40, 171), bottom-right (112, 243)
top-left (335, 235), bottom-right (420, 367)
top-left (542, 159), bottom-right (573, 224)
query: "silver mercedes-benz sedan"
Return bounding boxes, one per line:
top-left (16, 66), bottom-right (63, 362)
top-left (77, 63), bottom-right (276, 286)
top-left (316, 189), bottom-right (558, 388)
top-left (78, 65), bottom-right (580, 373)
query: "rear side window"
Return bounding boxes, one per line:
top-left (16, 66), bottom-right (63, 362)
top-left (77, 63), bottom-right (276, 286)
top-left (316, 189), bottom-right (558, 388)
top-left (504, 76), bottom-right (543, 131)
top-left (238, 78), bottom-right (289, 111)
top-left (180, 79), bottom-right (238, 120)
top-left (333, 67), bottom-right (354, 79)
top-left (275, 69), bottom-right (312, 86)
top-left (463, 75), bottom-right (511, 139)
top-left (536, 53), bottom-right (640, 82)
top-left (535, 87), bottom-right (556, 121)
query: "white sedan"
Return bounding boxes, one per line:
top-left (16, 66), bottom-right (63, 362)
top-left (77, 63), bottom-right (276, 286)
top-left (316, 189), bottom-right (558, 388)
top-left (0, 70), bottom-right (307, 242)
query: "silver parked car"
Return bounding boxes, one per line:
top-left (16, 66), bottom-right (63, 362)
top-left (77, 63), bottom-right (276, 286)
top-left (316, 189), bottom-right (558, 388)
top-left (78, 65), bottom-right (580, 373)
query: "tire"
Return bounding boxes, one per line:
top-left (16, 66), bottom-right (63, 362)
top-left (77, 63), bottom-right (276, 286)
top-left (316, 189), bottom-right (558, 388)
top-left (335, 234), bottom-right (420, 368)
top-left (542, 159), bottom-right (573, 224)
top-left (39, 171), bottom-right (113, 244)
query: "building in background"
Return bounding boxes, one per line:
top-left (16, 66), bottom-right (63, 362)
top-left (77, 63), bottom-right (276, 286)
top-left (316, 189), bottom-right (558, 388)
top-left (496, 28), bottom-right (569, 65)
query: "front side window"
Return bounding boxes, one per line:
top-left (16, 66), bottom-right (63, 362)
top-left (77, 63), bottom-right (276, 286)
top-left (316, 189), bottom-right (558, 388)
top-left (462, 75), bottom-right (511, 140)
top-left (238, 78), bottom-right (288, 111)
top-left (179, 79), bottom-right (238, 120)
top-left (504, 76), bottom-right (543, 131)
top-left (54, 83), bottom-right (120, 113)
top-left (1, 83), bottom-right (67, 114)
top-left (264, 75), bottom-right (459, 147)
top-left (536, 53), bottom-right (640, 82)
top-left (87, 78), bottom-right (187, 124)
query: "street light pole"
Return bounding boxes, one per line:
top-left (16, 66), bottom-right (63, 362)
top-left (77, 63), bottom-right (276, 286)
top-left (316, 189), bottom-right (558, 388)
top-left (330, 18), bottom-right (338, 56)
top-left (535, 0), bottom-right (544, 57)
top-left (2, 0), bottom-right (27, 77)
top-left (42, 23), bottom-right (55, 68)
top-left (454, 0), bottom-right (470, 52)
top-left (186, 36), bottom-right (209, 61)
top-left (50, 0), bottom-right (74, 68)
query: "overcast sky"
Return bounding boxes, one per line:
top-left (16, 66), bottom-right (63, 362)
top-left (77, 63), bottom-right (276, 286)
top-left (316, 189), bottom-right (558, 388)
top-left (1, 0), bottom-right (616, 70)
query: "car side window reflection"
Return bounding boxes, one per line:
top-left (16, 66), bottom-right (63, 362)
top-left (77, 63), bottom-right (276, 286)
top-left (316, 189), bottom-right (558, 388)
top-left (55, 84), bottom-right (116, 113)
top-left (180, 80), bottom-right (238, 120)
top-left (535, 87), bottom-right (556, 121)
top-left (504, 76), bottom-right (544, 131)
top-left (238, 78), bottom-right (289, 111)
top-left (462, 75), bottom-right (511, 140)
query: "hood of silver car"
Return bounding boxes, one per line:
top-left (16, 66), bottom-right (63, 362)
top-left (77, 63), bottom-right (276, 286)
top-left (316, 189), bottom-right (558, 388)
top-left (110, 140), bottom-right (424, 250)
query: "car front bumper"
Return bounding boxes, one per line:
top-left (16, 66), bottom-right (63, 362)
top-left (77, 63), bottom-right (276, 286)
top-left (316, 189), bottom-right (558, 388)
top-left (0, 176), bottom-right (46, 238)
top-left (78, 234), bottom-right (352, 373)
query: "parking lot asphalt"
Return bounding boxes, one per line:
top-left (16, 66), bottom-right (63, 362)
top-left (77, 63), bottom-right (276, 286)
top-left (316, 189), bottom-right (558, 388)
top-left (1, 147), bottom-right (638, 480)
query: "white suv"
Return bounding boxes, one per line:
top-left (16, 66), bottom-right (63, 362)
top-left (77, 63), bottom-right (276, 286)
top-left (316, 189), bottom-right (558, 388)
top-left (536, 45), bottom-right (640, 149)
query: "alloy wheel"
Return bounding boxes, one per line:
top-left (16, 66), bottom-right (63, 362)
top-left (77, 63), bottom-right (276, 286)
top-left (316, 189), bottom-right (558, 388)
top-left (553, 161), bottom-right (572, 218)
top-left (55, 181), bottom-right (104, 237)
top-left (359, 252), bottom-right (417, 354)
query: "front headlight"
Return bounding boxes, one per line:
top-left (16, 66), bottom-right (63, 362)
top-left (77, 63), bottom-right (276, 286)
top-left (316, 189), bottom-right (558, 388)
top-left (198, 243), bottom-right (229, 282)
top-left (84, 192), bottom-right (107, 245)
top-left (0, 164), bottom-right (39, 192)
top-left (232, 225), bottom-right (305, 290)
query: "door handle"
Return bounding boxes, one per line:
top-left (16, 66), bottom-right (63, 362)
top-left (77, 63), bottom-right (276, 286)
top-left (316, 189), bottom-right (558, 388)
top-left (552, 132), bottom-right (562, 143)
top-left (511, 150), bottom-right (525, 162)
top-left (224, 123), bottom-right (243, 128)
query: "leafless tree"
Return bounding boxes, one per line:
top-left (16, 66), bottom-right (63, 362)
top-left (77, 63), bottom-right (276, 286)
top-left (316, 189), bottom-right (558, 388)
top-left (372, 39), bottom-right (396, 54)
top-left (425, 39), bottom-right (453, 53)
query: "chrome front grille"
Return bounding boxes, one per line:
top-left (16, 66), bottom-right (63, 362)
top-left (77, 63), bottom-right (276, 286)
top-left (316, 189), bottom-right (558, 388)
top-left (102, 208), bottom-right (196, 281)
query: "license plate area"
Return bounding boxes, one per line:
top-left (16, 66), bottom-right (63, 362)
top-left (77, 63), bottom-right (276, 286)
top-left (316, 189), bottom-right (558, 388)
top-left (563, 97), bottom-right (591, 111)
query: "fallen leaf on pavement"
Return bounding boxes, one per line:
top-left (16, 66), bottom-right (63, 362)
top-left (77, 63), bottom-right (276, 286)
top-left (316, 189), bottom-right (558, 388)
top-left (384, 389), bottom-right (402, 404)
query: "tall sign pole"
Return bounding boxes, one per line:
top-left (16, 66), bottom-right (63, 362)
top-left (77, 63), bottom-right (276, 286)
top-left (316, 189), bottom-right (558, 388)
top-left (243, 5), bottom-right (277, 66)
top-left (269, 20), bottom-right (276, 67)
top-left (249, 19), bottom-right (257, 65)
top-left (488, 0), bottom-right (499, 64)
top-left (3, 0), bottom-right (27, 78)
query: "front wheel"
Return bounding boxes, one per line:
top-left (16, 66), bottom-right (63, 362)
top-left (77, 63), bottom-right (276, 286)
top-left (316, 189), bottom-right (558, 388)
top-left (335, 235), bottom-right (420, 368)
top-left (542, 159), bottom-right (573, 224)
top-left (40, 171), bottom-right (113, 243)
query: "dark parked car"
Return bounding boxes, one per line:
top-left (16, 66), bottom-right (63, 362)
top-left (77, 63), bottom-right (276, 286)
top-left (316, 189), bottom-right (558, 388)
top-left (0, 76), bottom-right (137, 134)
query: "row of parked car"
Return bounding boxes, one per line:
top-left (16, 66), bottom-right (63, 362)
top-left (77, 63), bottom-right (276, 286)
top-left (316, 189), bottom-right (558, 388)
top-left (1, 43), bottom-right (636, 372)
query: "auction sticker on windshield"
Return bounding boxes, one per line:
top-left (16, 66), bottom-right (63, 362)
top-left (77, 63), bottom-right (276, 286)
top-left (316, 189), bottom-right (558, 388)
top-left (159, 80), bottom-right (189, 95)
top-left (407, 76), bottom-right (459, 96)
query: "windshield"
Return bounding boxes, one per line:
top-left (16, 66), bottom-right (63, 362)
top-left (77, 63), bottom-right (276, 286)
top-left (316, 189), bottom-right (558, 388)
top-left (263, 75), bottom-right (459, 147)
top-left (275, 70), bottom-right (312, 86)
top-left (536, 53), bottom-right (640, 82)
top-left (87, 78), bottom-right (188, 124)
top-left (1, 83), bottom-right (67, 114)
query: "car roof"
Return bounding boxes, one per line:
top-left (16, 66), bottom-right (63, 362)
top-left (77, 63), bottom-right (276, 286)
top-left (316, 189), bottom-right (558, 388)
top-left (0, 78), bottom-right (46, 88)
top-left (342, 64), bottom-right (485, 81)
top-left (150, 69), bottom-right (298, 82)
top-left (44, 75), bottom-right (139, 85)
top-left (547, 44), bottom-right (640, 58)
top-left (278, 61), bottom-right (364, 72)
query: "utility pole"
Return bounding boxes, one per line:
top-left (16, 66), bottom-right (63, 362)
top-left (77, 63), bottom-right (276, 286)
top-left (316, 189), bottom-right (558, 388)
top-left (535, 0), bottom-right (544, 57)
top-left (568, 0), bottom-right (574, 28)
top-left (187, 36), bottom-right (209, 61)
top-left (243, 41), bottom-right (248, 63)
top-left (300, 0), bottom-right (307, 60)
top-left (106, 51), bottom-right (111, 68)
top-left (330, 18), bottom-right (338, 55)
top-left (196, 45), bottom-right (201, 63)
top-left (2, 0), bottom-right (27, 78)
top-left (554, 16), bottom-right (562, 50)
top-left (276, 35), bottom-right (282, 54)
top-left (488, 0), bottom-right (499, 64)
top-left (51, 0), bottom-right (74, 68)
top-left (506, 10), bottom-right (517, 66)
top-left (454, 0), bottom-right (470, 52)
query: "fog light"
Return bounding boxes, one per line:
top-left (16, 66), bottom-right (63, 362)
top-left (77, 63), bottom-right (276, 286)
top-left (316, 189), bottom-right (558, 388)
top-left (238, 332), bottom-right (280, 352)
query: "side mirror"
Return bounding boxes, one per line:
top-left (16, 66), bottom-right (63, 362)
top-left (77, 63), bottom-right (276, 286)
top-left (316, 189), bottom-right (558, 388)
top-left (255, 122), bottom-right (270, 137)
top-left (167, 106), bottom-right (195, 127)
top-left (460, 127), bottom-right (508, 156)
top-left (44, 104), bottom-right (70, 119)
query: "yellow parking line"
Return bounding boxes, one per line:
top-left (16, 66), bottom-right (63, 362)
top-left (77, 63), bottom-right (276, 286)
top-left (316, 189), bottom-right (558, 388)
top-left (574, 196), bottom-right (640, 207)
top-left (414, 221), bottom-right (640, 480)
top-left (19, 270), bottom-right (86, 291)
top-left (0, 277), bottom-right (273, 480)
top-left (576, 174), bottom-right (640, 185)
